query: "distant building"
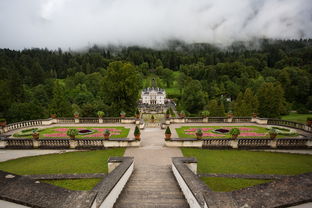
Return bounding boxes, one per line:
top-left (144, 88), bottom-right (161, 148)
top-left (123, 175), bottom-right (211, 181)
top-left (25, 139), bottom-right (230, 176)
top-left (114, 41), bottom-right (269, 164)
top-left (141, 78), bottom-right (166, 105)
top-left (141, 87), bottom-right (166, 105)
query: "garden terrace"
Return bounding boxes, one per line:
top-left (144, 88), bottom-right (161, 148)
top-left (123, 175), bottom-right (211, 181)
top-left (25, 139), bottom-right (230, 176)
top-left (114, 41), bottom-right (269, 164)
top-left (172, 157), bottom-right (312, 208)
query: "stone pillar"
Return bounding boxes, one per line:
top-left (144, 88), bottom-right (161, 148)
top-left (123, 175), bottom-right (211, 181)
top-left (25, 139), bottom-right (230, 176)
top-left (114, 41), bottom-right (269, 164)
top-left (74, 118), bottom-right (79, 124)
top-left (69, 139), bottom-right (78, 149)
top-left (33, 140), bottom-right (40, 148)
top-left (203, 117), bottom-right (208, 123)
top-left (99, 118), bottom-right (103, 124)
top-left (135, 120), bottom-right (140, 125)
top-left (0, 140), bottom-right (7, 148)
top-left (186, 161), bottom-right (198, 174)
top-left (269, 140), bottom-right (277, 148)
top-left (306, 140), bottom-right (312, 148)
top-left (3, 126), bottom-right (8, 133)
top-left (230, 140), bottom-right (238, 149)
top-left (251, 117), bottom-right (257, 123)
top-left (227, 118), bottom-right (233, 123)
top-left (165, 119), bottom-right (170, 125)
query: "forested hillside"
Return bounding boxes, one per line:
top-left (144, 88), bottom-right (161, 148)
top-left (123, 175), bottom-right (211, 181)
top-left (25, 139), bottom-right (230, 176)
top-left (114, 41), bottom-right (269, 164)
top-left (0, 39), bottom-right (311, 122)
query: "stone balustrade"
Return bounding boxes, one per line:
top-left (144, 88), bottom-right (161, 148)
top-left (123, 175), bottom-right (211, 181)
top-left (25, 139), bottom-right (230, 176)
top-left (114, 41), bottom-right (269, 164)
top-left (0, 117), bottom-right (142, 134)
top-left (165, 138), bottom-right (312, 149)
top-left (0, 138), bottom-right (140, 149)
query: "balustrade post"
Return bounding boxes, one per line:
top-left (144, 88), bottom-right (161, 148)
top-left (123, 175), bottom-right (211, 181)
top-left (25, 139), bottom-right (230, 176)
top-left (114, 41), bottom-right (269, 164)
top-left (69, 139), bottom-right (78, 148)
top-left (165, 119), bottom-right (170, 125)
top-left (0, 140), bottom-right (7, 148)
top-left (203, 117), bottom-right (208, 123)
top-left (99, 118), bottom-right (103, 124)
top-left (3, 126), bottom-right (8, 133)
top-left (306, 140), bottom-right (312, 148)
top-left (33, 140), bottom-right (39, 148)
top-left (229, 140), bottom-right (238, 148)
top-left (227, 118), bottom-right (233, 123)
top-left (269, 140), bottom-right (277, 148)
top-left (74, 118), bottom-right (79, 124)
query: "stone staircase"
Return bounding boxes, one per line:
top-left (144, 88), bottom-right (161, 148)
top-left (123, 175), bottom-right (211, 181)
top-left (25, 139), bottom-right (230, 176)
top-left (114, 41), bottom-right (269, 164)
top-left (114, 165), bottom-right (189, 208)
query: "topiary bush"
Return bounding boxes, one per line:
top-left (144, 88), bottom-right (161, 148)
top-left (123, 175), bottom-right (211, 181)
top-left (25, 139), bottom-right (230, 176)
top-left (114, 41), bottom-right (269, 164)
top-left (229, 128), bottom-right (240, 136)
top-left (97, 111), bottom-right (105, 117)
top-left (165, 126), bottom-right (171, 134)
top-left (67, 129), bottom-right (78, 138)
top-left (134, 126), bottom-right (140, 136)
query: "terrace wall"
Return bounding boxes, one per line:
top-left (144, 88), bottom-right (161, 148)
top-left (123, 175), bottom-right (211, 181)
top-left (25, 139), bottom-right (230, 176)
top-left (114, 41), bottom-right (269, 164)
top-left (0, 138), bottom-right (140, 149)
top-left (165, 138), bottom-right (312, 149)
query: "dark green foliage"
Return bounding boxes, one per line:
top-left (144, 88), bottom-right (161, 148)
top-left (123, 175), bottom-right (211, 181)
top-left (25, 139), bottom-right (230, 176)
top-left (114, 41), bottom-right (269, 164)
top-left (257, 82), bottom-right (286, 118)
top-left (134, 126), bottom-right (140, 135)
top-left (66, 129), bottom-right (78, 137)
top-left (307, 117), bottom-right (312, 121)
top-left (229, 128), bottom-right (240, 135)
top-left (208, 99), bottom-right (225, 117)
top-left (165, 126), bottom-right (171, 134)
top-left (0, 39), bottom-right (311, 122)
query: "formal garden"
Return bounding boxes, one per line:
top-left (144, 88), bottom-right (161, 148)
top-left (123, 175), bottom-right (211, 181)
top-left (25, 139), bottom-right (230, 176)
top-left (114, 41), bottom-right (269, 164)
top-left (12, 126), bottom-right (130, 139)
top-left (0, 148), bottom-right (125, 190)
top-left (176, 125), bottom-right (299, 139)
top-left (181, 148), bottom-right (312, 192)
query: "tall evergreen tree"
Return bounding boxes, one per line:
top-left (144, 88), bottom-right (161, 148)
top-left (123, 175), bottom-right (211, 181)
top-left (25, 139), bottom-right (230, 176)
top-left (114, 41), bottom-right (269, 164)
top-left (49, 82), bottom-right (72, 117)
top-left (257, 82), bottom-right (286, 118)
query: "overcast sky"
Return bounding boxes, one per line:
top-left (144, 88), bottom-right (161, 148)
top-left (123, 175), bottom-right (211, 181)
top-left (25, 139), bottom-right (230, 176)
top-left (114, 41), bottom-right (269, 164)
top-left (0, 0), bottom-right (311, 50)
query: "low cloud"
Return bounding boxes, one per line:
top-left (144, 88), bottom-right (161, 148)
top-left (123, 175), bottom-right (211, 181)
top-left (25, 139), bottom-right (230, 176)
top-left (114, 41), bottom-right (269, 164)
top-left (0, 0), bottom-right (311, 50)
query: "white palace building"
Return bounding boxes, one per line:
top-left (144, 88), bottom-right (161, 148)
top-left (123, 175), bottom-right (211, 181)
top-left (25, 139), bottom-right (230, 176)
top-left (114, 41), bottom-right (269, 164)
top-left (141, 87), bottom-right (166, 105)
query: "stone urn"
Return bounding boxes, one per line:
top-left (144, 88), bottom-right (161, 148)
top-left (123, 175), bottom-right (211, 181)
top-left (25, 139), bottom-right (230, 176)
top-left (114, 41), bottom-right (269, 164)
top-left (0, 120), bottom-right (7, 127)
top-left (252, 113), bottom-right (257, 118)
top-left (50, 114), bottom-right (57, 119)
top-left (134, 133), bottom-right (141, 140)
top-left (32, 132), bottom-right (39, 140)
top-left (269, 133), bottom-right (277, 139)
top-left (231, 134), bottom-right (239, 139)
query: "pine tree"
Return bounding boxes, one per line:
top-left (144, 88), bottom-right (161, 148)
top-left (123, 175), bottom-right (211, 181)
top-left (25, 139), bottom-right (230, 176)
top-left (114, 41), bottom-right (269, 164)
top-left (49, 82), bottom-right (72, 117)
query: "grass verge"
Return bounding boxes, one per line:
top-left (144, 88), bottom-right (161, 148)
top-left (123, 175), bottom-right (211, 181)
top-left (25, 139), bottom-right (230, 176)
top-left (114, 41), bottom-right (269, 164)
top-left (181, 148), bottom-right (312, 191)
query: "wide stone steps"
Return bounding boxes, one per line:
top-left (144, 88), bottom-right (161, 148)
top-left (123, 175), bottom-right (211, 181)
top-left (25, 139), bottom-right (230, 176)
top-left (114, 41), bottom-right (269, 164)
top-left (114, 166), bottom-right (189, 208)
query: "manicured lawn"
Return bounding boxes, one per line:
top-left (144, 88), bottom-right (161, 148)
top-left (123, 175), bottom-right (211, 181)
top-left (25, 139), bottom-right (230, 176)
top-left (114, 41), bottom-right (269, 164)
top-left (0, 148), bottom-right (125, 190)
top-left (181, 148), bottom-right (312, 191)
top-left (281, 112), bottom-right (312, 124)
top-left (176, 126), bottom-right (297, 139)
top-left (41, 179), bottom-right (102, 191)
top-left (13, 126), bottom-right (130, 139)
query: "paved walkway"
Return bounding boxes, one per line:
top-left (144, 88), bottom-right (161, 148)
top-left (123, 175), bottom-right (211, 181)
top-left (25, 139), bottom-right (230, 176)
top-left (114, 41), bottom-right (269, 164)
top-left (114, 127), bottom-right (189, 208)
top-left (0, 150), bottom-right (76, 162)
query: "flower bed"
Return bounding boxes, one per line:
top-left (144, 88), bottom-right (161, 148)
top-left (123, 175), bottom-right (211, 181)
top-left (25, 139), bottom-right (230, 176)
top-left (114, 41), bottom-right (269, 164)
top-left (176, 126), bottom-right (298, 139)
top-left (13, 126), bottom-right (130, 139)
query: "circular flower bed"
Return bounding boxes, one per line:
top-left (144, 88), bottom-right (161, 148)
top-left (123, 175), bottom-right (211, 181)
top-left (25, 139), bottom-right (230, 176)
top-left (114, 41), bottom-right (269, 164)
top-left (78, 129), bottom-right (94, 135)
top-left (212, 128), bottom-right (230, 134)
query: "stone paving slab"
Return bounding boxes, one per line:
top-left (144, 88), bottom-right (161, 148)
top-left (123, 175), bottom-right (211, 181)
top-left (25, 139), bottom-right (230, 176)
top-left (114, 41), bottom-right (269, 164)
top-left (0, 150), bottom-right (77, 162)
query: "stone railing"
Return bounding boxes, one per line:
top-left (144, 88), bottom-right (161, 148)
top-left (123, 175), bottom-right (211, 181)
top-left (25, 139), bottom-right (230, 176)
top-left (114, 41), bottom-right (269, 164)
top-left (171, 157), bottom-right (208, 208)
top-left (0, 138), bottom-right (140, 149)
top-left (268, 118), bottom-right (312, 132)
top-left (172, 157), bottom-right (312, 208)
top-left (92, 157), bottom-right (134, 208)
top-left (6, 119), bottom-right (51, 131)
top-left (165, 138), bottom-right (312, 149)
top-left (0, 117), bottom-right (143, 134)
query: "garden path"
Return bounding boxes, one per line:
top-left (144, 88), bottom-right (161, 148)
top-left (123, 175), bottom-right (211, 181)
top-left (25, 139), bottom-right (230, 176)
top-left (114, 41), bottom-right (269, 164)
top-left (114, 127), bottom-right (189, 208)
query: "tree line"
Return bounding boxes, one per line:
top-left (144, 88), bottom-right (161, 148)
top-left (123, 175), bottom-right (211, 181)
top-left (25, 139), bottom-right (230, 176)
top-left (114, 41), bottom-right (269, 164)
top-left (0, 39), bottom-right (311, 122)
